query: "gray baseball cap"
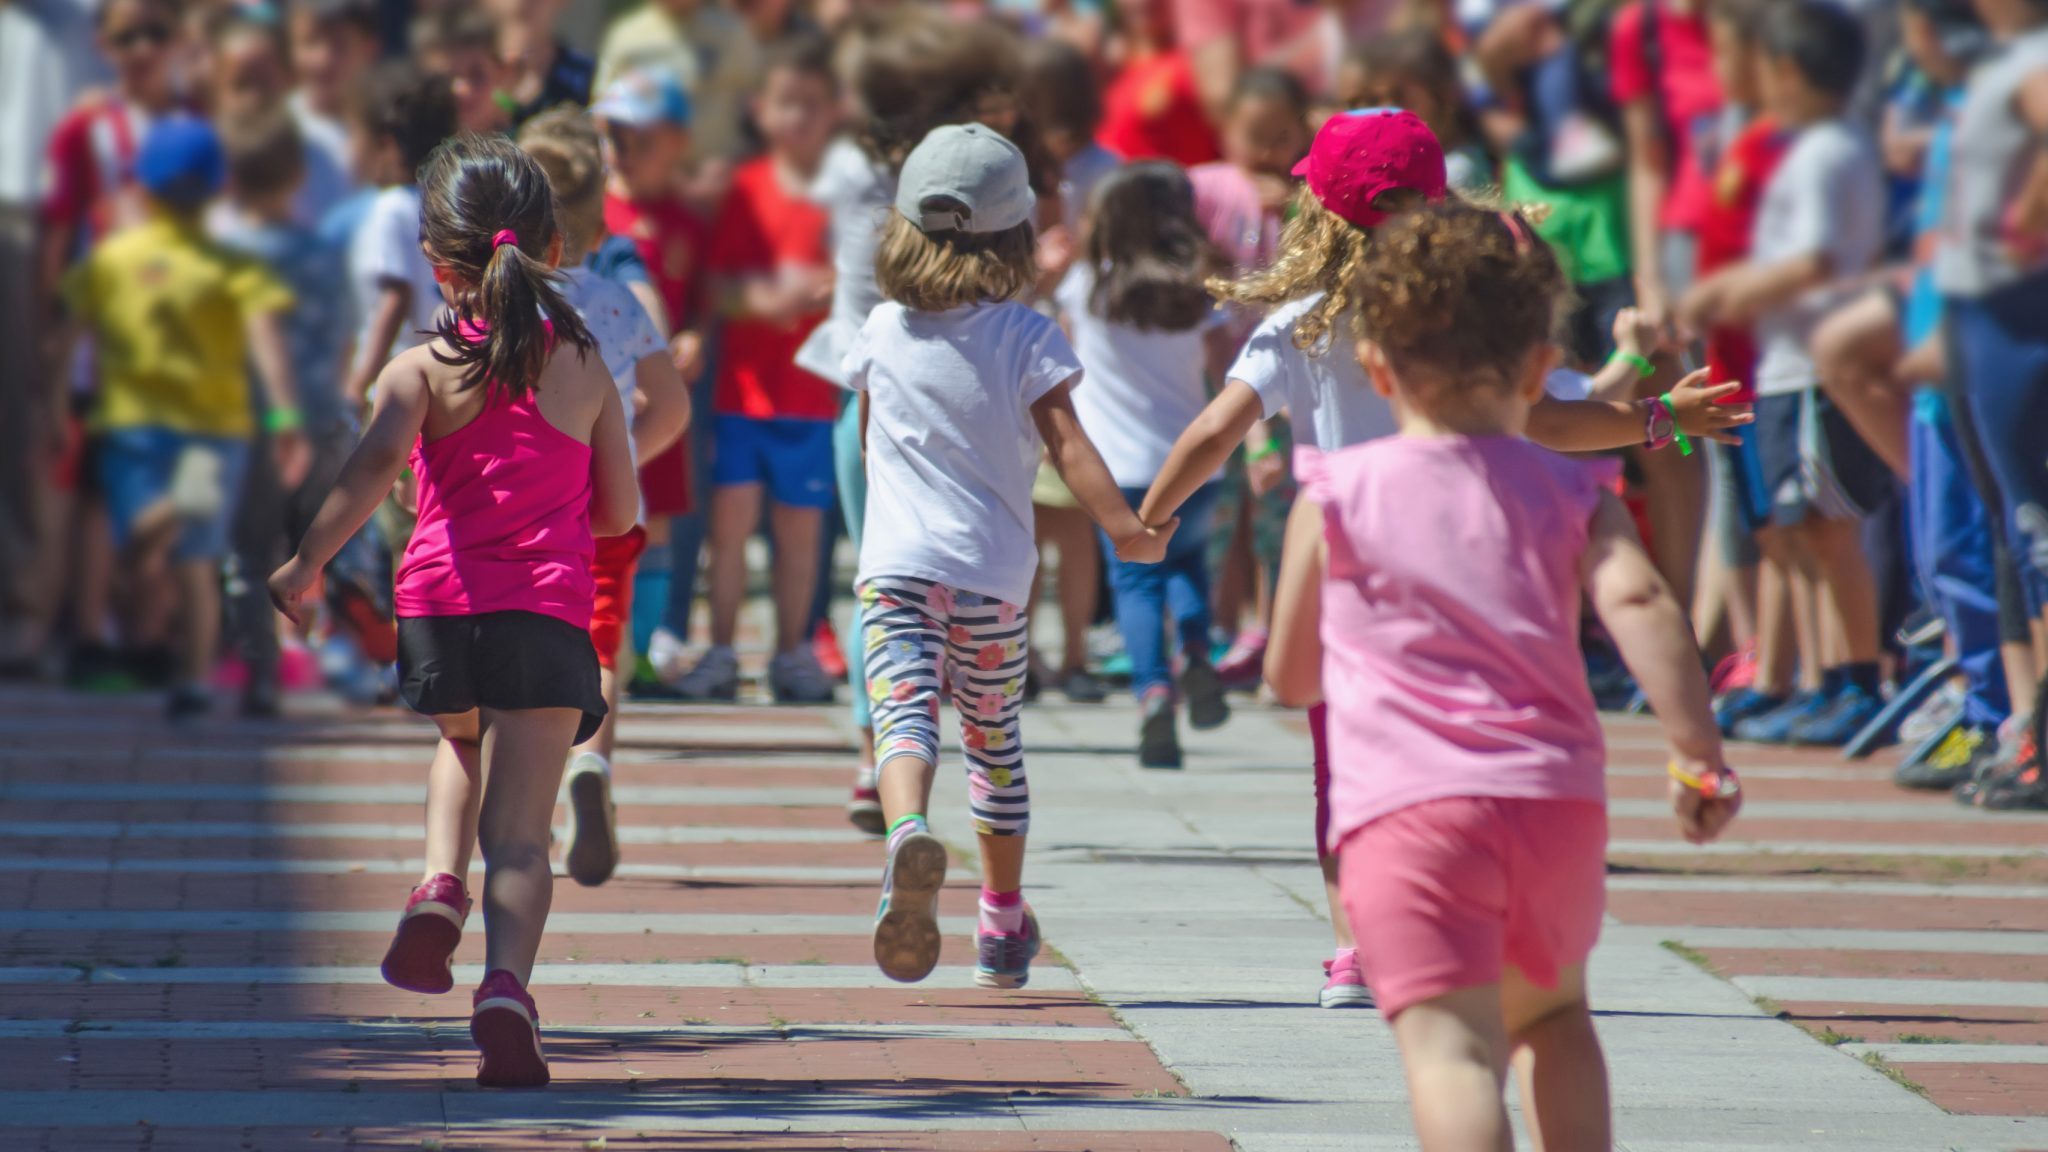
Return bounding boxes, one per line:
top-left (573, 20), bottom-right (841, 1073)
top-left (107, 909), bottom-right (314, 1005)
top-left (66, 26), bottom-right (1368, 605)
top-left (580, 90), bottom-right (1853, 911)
top-left (894, 123), bottom-right (1035, 235)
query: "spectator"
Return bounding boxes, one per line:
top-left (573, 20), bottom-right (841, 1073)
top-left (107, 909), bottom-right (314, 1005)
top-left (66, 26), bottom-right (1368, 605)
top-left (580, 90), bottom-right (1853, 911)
top-left (596, 0), bottom-right (762, 166)
top-left (207, 12), bottom-right (354, 227)
top-left (1336, 30), bottom-right (1493, 193)
top-left (490, 0), bottom-right (597, 126)
top-left (1611, 0), bottom-right (1723, 329)
top-left (413, 7), bottom-right (514, 137)
top-left (1173, 0), bottom-right (1401, 124)
top-left (287, 0), bottom-right (382, 215)
top-left (1097, 0), bottom-right (1219, 167)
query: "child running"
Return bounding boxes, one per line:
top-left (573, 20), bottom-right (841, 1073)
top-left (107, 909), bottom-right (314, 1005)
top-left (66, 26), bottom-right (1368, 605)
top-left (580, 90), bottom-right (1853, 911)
top-left (1264, 201), bottom-right (1742, 1149)
top-left (848, 124), bottom-right (1170, 989)
top-left (1144, 108), bottom-right (1749, 1010)
top-left (1055, 161), bottom-right (1233, 767)
top-left (269, 134), bottom-right (638, 1088)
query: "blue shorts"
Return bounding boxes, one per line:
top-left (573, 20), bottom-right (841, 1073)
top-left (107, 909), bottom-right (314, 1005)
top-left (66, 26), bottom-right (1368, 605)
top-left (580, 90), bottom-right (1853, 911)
top-left (710, 415), bottom-right (836, 509)
top-left (99, 427), bottom-right (251, 562)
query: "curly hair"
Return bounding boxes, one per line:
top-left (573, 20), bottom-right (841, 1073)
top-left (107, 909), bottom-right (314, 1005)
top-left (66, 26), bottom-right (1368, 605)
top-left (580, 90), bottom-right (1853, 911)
top-left (1351, 201), bottom-right (1567, 394)
top-left (1208, 191), bottom-right (1416, 355)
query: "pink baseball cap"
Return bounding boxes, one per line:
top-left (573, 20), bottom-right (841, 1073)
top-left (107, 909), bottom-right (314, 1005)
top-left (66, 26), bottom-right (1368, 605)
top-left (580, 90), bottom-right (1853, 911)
top-left (1292, 107), bottom-right (1448, 230)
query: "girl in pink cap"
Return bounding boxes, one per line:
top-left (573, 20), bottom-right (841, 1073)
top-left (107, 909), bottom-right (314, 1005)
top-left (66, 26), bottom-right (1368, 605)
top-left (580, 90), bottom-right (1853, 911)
top-left (1143, 107), bottom-right (1749, 1009)
top-left (1265, 200), bottom-right (1741, 1149)
top-left (268, 134), bottom-right (640, 1089)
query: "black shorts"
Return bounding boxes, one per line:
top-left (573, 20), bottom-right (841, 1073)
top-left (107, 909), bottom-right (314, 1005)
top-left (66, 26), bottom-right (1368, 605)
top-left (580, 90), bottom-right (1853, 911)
top-left (1754, 388), bottom-right (1894, 526)
top-left (397, 610), bottom-right (607, 744)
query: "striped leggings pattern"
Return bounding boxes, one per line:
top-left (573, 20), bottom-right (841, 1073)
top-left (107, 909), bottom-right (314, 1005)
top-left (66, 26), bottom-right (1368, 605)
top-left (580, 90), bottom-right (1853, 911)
top-left (859, 576), bottom-right (1031, 836)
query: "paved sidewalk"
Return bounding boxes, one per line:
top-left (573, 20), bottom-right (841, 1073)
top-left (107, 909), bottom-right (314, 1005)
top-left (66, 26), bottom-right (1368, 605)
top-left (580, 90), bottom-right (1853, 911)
top-left (0, 683), bottom-right (2044, 1149)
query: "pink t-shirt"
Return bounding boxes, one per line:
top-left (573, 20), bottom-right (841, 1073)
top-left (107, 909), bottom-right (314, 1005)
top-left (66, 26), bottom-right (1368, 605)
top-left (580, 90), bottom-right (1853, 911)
top-left (1307, 435), bottom-right (1607, 844)
top-left (395, 389), bottom-right (597, 629)
top-left (1190, 161), bottom-right (1283, 273)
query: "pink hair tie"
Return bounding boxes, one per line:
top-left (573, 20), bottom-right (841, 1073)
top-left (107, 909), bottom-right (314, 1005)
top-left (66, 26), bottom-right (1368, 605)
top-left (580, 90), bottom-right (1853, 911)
top-left (492, 229), bottom-right (519, 250)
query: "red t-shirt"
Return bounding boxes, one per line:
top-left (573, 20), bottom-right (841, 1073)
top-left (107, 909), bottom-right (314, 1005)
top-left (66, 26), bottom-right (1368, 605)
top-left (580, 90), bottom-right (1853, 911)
top-left (1609, 1), bottom-right (1722, 233)
top-left (43, 97), bottom-right (155, 249)
top-left (703, 158), bottom-right (837, 421)
top-left (1098, 50), bottom-right (1221, 169)
top-left (603, 189), bottom-right (708, 335)
top-left (1696, 117), bottom-right (1791, 401)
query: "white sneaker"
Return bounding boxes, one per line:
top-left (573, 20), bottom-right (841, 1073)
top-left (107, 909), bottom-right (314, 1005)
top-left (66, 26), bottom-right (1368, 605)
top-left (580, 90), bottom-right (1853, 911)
top-left (769, 647), bottom-right (836, 704)
top-left (674, 645), bottom-right (740, 700)
top-left (1898, 679), bottom-right (1967, 747)
top-left (562, 752), bottom-right (617, 887)
top-left (646, 627), bottom-right (691, 685)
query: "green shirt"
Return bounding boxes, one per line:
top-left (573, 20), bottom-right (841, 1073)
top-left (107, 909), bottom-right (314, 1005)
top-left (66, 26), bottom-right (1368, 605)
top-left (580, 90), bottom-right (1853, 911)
top-left (1500, 158), bottom-right (1631, 286)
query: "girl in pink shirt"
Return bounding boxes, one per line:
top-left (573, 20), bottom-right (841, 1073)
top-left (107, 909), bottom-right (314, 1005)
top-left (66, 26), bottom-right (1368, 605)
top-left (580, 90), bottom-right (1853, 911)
top-left (269, 134), bottom-right (639, 1089)
top-left (1266, 202), bottom-right (1741, 1149)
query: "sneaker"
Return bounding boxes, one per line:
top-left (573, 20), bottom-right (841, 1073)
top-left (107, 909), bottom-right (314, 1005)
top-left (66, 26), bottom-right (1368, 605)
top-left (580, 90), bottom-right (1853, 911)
top-left (1732, 690), bottom-right (1828, 744)
top-left (471, 969), bottom-right (549, 1088)
top-left (1895, 721), bottom-right (1996, 791)
top-left (1897, 680), bottom-right (1967, 747)
top-left (1548, 111), bottom-right (1624, 184)
top-left (381, 873), bottom-right (470, 994)
top-left (1138, 686), bottom-right (1182, 769)
top-left (1059, 668), bottom-right (1107, 704)
top-left (975, 906), bottom-right (1043, 989)
top-left (847, 763), bottom-right (885, 837)
top-left (1214, 629), bottom-right (1267, 691)
top-left (1708, 647), bottom-right (1758, 697)
top-left (563, 752), bottom-right (619, 887)
top-left (1182, 659), bottom-right (1230, 731)
top-left (1959, 725), bottom-right (2045, 810)
top-left (1319, 949), bottom-right (1372, 1009)
top-left (674, 645), bottom-right (741, 701)
top-left (65, 643), bottom-right (138, 693)
top-left (769, 647), bottom-right (836, 704)
top-left (813, 619), bottom-right (848, 680)
top-left (646, 627), bottom-right (691, 685)
top-left (873, 828), bottom-right (948, 983)
top-left (627, 655), bottom-right (686, 701)
top-left (1788, 684), bottom-right (1884, 747)
top-left (165, 685), bottom-right (212, 724)
top-left (1715, 688), bottom-right (1788, 737)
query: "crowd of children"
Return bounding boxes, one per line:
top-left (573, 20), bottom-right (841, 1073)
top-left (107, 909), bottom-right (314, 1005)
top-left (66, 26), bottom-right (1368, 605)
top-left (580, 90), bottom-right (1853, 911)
top-left (6, 0), bottom-right (2048, 1135)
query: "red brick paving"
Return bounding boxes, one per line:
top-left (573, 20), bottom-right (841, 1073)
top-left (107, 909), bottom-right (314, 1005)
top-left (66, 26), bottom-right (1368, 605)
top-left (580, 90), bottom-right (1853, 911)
top-left (0, 929), bottom-right (889, 967)
top-left (1775, 1002), bottom-right (2048, 1047)
top-left (1610, 814), bottom-right (2048, 847)
top-left (1887, 1063), bottom-right (2048, 1117)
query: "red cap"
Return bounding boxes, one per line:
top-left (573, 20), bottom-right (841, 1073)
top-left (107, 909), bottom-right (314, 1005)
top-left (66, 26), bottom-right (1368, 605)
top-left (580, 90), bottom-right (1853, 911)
top-left (1292, 107), bottom-right (1448, 230)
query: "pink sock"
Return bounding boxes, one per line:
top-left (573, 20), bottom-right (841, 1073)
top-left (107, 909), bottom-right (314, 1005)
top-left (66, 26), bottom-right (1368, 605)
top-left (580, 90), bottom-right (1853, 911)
top-left (979, 886), bottom-right (1023, 936)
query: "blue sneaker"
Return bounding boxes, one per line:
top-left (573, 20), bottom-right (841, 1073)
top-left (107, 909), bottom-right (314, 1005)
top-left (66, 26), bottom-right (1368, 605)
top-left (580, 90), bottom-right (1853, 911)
top-left (1732, 690), bottom-right (1829, 744)
top-left (1789, 683), bottom-right (1884, 747)
top-left (975, 907), bottom-right (1042, 989)
top-left (1715, 688), bottom-right (1789, 737)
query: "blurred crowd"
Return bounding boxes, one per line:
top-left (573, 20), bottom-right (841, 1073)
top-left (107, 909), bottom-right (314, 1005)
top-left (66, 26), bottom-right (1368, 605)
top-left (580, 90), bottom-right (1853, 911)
top-left (2, 0), bottom-right (2047, 809)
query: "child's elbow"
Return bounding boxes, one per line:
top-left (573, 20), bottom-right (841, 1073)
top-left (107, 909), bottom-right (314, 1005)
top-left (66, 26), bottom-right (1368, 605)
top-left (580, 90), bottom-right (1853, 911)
top-left (1265, 663), bottom-right (1320, 710)
top-left (590, 496), bottom-right (637, 537)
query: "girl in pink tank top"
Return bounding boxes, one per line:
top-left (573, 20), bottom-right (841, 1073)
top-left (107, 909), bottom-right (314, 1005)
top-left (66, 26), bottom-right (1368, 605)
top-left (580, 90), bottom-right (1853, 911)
top-left (1264, 203), bottom-right (1743, 1149)
top-left (268, 134), bottom-right (639, 1090)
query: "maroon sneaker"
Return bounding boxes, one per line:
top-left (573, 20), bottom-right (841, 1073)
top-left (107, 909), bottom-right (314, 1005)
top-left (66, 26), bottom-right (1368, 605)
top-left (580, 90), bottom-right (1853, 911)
top-left (380, 873), bottom-right (469, 994)
top-left (472, 969), bottom-right (549, 1088)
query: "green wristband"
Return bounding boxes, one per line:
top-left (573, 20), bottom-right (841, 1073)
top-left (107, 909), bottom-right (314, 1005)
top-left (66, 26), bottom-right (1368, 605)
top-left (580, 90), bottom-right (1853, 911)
top-left (1659, 393), bottom-right (1693, 457)
top-left (1245, 439), bottom-right (1281, 465)
top-left (264, 406), bottom-right (303, 434)
top-left (1612, 351), bottom-right (1656, 379)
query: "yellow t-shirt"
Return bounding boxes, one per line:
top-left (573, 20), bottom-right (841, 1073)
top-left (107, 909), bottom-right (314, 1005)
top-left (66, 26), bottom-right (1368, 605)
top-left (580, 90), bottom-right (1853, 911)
top-left (62, 212), bottom-right (292, 438)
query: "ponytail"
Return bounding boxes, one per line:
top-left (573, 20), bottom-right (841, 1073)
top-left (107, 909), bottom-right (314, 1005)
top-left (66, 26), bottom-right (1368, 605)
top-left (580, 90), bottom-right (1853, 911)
top-left (418, 133), bottom-right (595, 402)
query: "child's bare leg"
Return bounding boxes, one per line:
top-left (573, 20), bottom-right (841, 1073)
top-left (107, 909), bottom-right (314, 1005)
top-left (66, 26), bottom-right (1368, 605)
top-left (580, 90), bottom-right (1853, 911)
top-left (770, 502), bottom-right (822, 654)
top-left (475, 706), bottom-right (581, 983)
top-left (1804, 516), bottom-right (1881, 666)
top-left (706, 484), bottom-right (760, 650)
top-left (424, 710), bottom-right (484, 881)
top-left (879, 754), bottom-right (938, 824)
top-left (1750, 544), bottom-right (1796, 695)
top-left (174, 559), bottom-right (220, 689)
top-left (979, 831), bottom-right (1025, 894)
top-left (1636, 446), bottom-right (1706, 610)
top-left (1503, 964), bottom-right (1609, 1152)
top-left (1322, 860), bottom-right (1354, 948)
top-left (1389, 986), bottom-right (1513, 1152)
top-left (1044, 505), bottom-right (1098, 673)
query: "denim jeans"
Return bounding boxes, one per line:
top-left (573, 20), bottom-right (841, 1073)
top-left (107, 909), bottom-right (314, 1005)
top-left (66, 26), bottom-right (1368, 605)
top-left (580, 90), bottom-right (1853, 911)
top-left (1100, 482), bottom-right (1220, 696)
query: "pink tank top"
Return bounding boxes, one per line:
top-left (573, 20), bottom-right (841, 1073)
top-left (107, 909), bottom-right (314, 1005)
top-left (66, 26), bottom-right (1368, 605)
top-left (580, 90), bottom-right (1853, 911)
top-left (395, 387), bottom-right (596, 629)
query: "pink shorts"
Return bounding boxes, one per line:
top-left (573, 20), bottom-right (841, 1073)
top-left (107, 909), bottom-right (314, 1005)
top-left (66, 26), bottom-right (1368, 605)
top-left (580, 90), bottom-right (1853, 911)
top-left (1337, 796), bottom-right (1607, 1020)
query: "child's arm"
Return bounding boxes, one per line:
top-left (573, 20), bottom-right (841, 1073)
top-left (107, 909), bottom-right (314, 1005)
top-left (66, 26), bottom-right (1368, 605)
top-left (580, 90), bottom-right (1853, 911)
top-left (246, 311), bottom-right (311, 489)
top-left (269, 359), bottom-right (431, 625)
top-left (1699, 254), bottom-right (1833, 329)
top-left (1526, 366), bottom-right (1750, 453)
top-left (1582, 490), bottom-right (1740, 844)
top-left (1032, 379), bottom-right (1175, 563)
top-left (630, 351), bottom-right (692, 463)
top-left (1140, 380), bottom-right (1264, 526)
top-left (1583, 306), bottom-right (1662, 403)
top-left (1263, 497), bottom-right (1326, 709)
top-left (588, 382), bottom-right (639, 537)
top-left (341, 281), bottom-right (412, 409)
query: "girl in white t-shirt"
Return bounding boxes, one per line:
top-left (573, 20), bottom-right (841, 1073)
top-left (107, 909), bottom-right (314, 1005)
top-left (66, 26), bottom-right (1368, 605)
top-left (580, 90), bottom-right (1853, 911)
top-left (1055, 162), bottom-right (1237, 770)
top-left (846, 124), bottom-right (1168, 993)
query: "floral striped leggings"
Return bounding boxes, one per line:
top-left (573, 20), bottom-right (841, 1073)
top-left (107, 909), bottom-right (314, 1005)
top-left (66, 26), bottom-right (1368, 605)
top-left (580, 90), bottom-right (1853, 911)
top-left (859, 576), bottom-right (1031, 836)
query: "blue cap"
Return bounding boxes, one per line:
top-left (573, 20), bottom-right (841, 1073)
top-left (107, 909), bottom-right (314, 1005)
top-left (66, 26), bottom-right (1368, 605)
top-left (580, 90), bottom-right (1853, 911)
top-left (591, 67), bottom-right (692, 128)
top-left (136, 116), bottom-right (225, 208)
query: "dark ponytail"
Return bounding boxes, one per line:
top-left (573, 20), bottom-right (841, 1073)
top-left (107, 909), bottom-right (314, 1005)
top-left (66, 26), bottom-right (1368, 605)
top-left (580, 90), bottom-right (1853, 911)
top-left (418, 133), bottom-right (595, 403)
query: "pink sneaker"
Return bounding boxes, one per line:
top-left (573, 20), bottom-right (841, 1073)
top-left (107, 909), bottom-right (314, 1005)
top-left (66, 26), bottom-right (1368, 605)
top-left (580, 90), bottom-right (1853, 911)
top-left (380, 873), bottom-right (470, 995)
top-left (472, 969), bottom-right (549, 1088)
top-left (1319, 948), bottom-right (1372, 1009)
top-left (1709, 646), bottom-right (1757, 697)
top-left (1215, 630), bottom-right (1267, 690)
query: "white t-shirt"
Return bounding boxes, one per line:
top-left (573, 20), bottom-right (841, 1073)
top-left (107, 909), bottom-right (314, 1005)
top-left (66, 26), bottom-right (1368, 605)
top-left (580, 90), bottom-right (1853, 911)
top-left (845, 300), bottom-right (1084, 606)
top-left (348, 185), bottom-right (444, 376)
top-left (564, 264), bottom-right (665, 522)
top-left (1229, 293), bottom-right (1400, 454)
top-left (1055, 264), bottom-right (1219, 488)
top-left (289, 94), bottom-right (357, 228)
top-left (796, 137), bottom-right (894, 388)
top-left (1749, 120), bottom-right (1884, 398)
